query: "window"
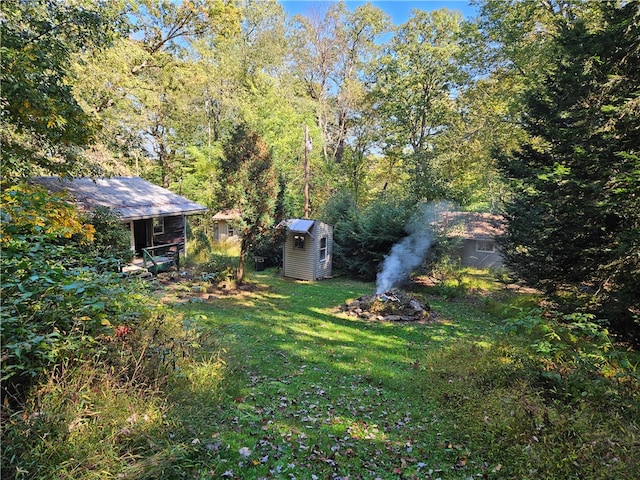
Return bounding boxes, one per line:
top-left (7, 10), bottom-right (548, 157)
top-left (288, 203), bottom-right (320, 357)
top-left (153, 217), bottom-right (165, 235)
top-left (294, 234), bottom-right (305, 249)
top-left (319, 237), bottom-right (327, 261)
top-left (227, 225), bottom-right (235, 237)
top-left (476, 240), bottom-right (495, 253)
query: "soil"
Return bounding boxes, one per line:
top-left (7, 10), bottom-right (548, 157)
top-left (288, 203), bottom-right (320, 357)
top-left (153, 270), bottom-right (259, 304)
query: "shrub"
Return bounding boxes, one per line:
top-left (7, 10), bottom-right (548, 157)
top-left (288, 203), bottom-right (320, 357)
top-left (320, 192), bottom-right (413, 281)
top-left (83, 206), bottom-right (133, 269)
top-left (501, 308), bottom-right (640, 399)
top-left (248, 228), bottom-right (285, 268)
top-left (0, 184), bottom-right (148, 405)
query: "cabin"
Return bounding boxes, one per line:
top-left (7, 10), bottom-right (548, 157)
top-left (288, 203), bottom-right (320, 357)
top-left (280, 219), bottom-right (333, 281)
top-left (212, 209), bottom-right (241, 243)
top-left (438, 212), bottom-right (505, 269)
top-left (31, 176), bottom-right (207, 273)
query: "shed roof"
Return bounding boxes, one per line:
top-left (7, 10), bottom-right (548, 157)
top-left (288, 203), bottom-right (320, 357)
top-left (287, 219), bottom-right (316, 234)
top-left (437, 212), bottom-right (505, 241)
top-left (31, 176), bottom-right (207, 221)
top-left (212, 208), bottom-right (241, 221)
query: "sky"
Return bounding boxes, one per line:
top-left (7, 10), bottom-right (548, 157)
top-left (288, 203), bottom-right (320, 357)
top-left (277, 1), bottom-right (479, 25)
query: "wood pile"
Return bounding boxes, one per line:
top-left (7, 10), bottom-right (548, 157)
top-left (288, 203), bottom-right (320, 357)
top-left (341, 290), bottom-right (431, 322)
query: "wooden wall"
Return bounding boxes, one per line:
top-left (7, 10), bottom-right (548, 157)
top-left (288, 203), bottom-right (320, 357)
top-left (153, 215), bottom-right (184, 245)
top-left (283, 221), bottom-right (333, 281)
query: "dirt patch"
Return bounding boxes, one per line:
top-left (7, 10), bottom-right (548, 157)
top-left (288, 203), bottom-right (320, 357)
top-left (152, 271), bottom-right (260, 304)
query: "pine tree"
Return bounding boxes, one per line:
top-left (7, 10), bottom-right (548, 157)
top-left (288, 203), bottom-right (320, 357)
top-left (499, 1), bottom-right (640, 339)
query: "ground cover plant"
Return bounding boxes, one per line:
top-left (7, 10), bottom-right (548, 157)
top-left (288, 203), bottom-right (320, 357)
top-left (2, 268), bottom-right (638, 479)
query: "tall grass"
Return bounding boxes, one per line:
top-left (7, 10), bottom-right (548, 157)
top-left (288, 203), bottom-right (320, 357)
top-left (2, 268), bottom-right (638, 479)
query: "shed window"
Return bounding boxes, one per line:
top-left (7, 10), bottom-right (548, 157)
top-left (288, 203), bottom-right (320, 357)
top-left (319, 237), bottom-right (327, 261)
top-left (294, 234), bottom-right (305, 249)
top-left (476, 240), bottom-right (495, 253)
top-left (153, 217), bottom-right (165, 235)
top-left (227, 225), bottom-right (235, 237)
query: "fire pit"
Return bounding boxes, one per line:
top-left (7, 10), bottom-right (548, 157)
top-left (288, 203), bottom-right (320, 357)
top-left (341, 289), bottom-right (431, 322)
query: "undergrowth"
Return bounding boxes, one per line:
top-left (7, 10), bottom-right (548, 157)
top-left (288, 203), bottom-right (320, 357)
top-left (2, 267), bottom-right (638, 479)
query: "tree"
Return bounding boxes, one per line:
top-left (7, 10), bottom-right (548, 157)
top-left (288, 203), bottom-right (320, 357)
top-left (220, 124), bottom-right (278, 283)
top-left (290, 2), bottom-right (390, 164)
top-left (499, 1), bottom-right (640, 340)
top-left (71, 0), bottom-right (240, 184)
top-left (372, 9), bottom-right (469, 202)
top-left (0, 0), bottom-right (124, 179)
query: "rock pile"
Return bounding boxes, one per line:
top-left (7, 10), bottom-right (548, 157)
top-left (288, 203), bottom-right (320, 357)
top-left (341, 290), bottom-right (431, 322)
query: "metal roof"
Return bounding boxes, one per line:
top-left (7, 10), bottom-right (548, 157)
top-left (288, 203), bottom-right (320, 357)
top-left (287, 219), bottom-right (316, 234)
top-left (31, 176), bottom-right (207, 221)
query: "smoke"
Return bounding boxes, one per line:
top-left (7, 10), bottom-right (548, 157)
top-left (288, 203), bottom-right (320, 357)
top-left (375, 201), bottom-right (452, 294)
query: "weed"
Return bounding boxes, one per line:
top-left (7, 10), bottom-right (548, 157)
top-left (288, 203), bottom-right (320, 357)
top-left (3, 270), bottom-right (638, 479)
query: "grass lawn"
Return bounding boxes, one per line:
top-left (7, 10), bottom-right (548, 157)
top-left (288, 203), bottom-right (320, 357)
top-left (154, 270), bottom-right (639, 480)
top-left (5, 269), bottom-right (638, 480)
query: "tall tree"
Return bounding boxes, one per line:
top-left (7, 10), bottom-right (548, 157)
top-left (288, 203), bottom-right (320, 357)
top-left (372, 9), bottom-right (469, 202)
top-left (499, 1), bottom-right (640, 339)
top-left (220, 124), bottom-right (278, 283)
top-left (290, 2), bottom-right (389, 165)
top-left (0, 0), bottom-right (125, 179)
top-left (71, 0), bottom-right (240, 184)
top-left (182, 0), bottom-right (312, 218)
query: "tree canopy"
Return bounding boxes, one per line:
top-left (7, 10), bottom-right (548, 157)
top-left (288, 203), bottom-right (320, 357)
top-left (0, 0), bottom-right (125, 178)
top-left (2, 0), bottom-right (638, 339)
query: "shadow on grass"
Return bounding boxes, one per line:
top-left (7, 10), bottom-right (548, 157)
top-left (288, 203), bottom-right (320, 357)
top-left (143, 274), bottom-right (519, 478)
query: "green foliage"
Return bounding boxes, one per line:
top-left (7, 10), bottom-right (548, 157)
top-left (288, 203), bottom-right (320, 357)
top-left (498, 1), bottom-right (640, 341)
top-left (501, 308), bottom-right (639, 394)
top-left (0, 184), bottom-right (146, 404)
top-left (201, 253), bottom-right (239, 283)
top-left (221, 123), bottom-right (278, 282)
top-left (0, 0), bottom-right (125, 178)
top-left (428, 257), bottom-right (468, 299)
top-left (2, 271), bottom-right (638, 479)
top-left (1, 308), bottom-right (218, 480)
top-left (82, 206), bottom-right (134, 269)
top-left (248, 229), bottom-right (285, 269)
top-left (321, 192), bottom-right (413, 281)
top-left (373, 9), bottom-right (469, 202)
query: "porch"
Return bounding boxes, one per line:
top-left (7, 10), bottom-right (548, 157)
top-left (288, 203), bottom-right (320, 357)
top-left (121, 242), bottom-right (183, 276)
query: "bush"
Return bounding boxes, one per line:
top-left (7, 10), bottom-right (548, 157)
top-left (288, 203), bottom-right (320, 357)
top-left (320, 192), bottom-right (413, 281)
top-left (0, 184), bottom-right (149, 406)
top-left (501, 308), bottom-right (640, 397)
top-left (248, 228), bottom-right (285, 268)
top-left (83, 206), bottom-right (133, 269)
top-left (200, 253), bottom-right (238, 282)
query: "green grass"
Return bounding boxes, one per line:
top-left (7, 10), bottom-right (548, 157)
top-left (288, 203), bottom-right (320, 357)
top-left (3, 269), bottom-right (639, 479)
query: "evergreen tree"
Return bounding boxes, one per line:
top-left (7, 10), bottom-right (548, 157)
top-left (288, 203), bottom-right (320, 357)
top-left (499, 1), bottom-right (640, 339)
top-left (220, 124), bottom-right (278, 283)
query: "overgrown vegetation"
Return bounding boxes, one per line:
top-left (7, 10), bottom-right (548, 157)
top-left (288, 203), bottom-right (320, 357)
top-left (2, 1), bottom-right (639, 478)
top-left (320, 192), bottom-right (414, 281)
top-left (498, 1), bottom-right (640, 341)
top-left (3, 266), bottom-right (638, 479)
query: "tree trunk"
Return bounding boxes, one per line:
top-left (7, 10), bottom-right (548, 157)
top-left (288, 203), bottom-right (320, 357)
top-left (236, 238), bottom-right (248, 285)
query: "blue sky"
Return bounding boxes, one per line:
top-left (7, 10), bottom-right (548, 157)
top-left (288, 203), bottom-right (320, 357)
top-left (277, 1), bottom-right (479, 24)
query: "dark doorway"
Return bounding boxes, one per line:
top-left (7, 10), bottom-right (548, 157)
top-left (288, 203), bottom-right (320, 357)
top-left (133, 219), bottom-right (152, 255)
